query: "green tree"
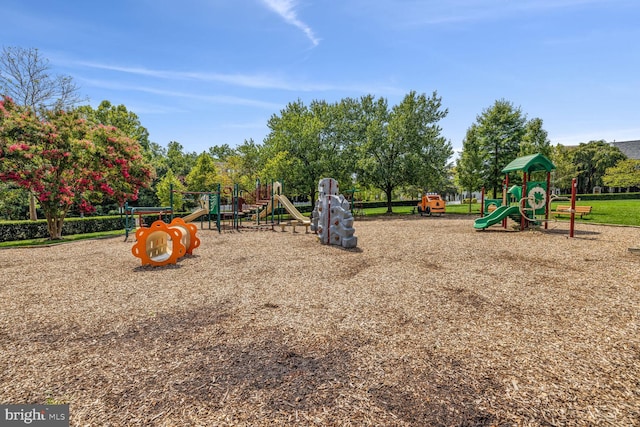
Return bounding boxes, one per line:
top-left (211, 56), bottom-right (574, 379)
top-left (0, 97), bottom-right (153, 239)
top-left (356, 91), bottom-right (450, 213)
top-left (310, 99), bottom-right (358, 188)
top-left (156, 169), bottom-right (185, 210)
top-left (186, 152), bottom-right (218, 192)
top-left (263, 99), bottom-right (330, 202)
top-left (260, 151), bottom-right (295, 184)
top-left (572, 140), bottom-right (626, 193)
top-left (77, 100), bottom-right (158, 206)
top-left (519, 118), bottom-right (551, 158)
top-left (77, 100), bottom-right (150, 151)
top-left (602, 159), bottom-right (640, 191)
top-left (398, 91), bottom-right (452, 193)
top-left (353, 95), bottom-right (391, 207)
top-left (208, 143), bottom-right (235, 161)
top-left (550, 144), bottom-right (578, 193)
top-left (0, 183), bottom-right (29, 219)
top-left (166, 141), bottom-right (197, 181)
top-left (221, 139), bottom-right (264, 202)
top-left (456, 124), bottom-right (484, 212)
top-left (136, 141), bottom-right (166, 206)
top-left (475, 99), bottom-right (527, 198)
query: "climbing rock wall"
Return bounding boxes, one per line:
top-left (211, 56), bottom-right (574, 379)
top-left (310, 178), bottom-right (357, 249)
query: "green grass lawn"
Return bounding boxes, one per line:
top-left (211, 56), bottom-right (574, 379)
top-left (360, 199), bottom-right (640, 226)
top-left (0, 229), bottom-right (125, 248)
top-left (550, 199), bottom-right (640, 226)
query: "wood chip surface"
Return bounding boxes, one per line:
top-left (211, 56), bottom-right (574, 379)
top-left (1, 216), bottom-right (639, 426)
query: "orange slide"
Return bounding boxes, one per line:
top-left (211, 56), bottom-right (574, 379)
top-left (131, 218), bottom-right (201, 266)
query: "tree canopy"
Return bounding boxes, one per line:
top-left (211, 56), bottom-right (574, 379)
top-left (263, 99), bottom-right (347, 203)
top-left (456, 124), bottom-right (484, 211)
top-left (77, 100), bottom-right (150, 151)
top-left (0, 97), bottom-right (153, 238)
top-left (572, 140), bottom-right (626, 194)
top-left (550, 144), bottom-right (578, 193)
top-left (186, 152), bottom-right (218, 192)
top-left (1, 46), bottom-right (87, 220)
top-left (602, 159), bottom-right (640, 190)
top-left (474, 99), bottom-right (527, 198)
top-left (458, 99), bottom-right (553, 198)
top-left (520, 118), bottom-right (552, 159)
top-left (356, 91), bottom-right (451, 213)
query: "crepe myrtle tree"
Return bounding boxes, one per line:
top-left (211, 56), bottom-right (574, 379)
top-left (0, 96), bottom-right (153, 239)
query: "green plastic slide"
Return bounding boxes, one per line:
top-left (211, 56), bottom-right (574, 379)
top-left (473, 205), bottom-right (521, 229)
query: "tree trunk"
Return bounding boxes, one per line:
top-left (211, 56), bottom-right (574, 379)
top-left (45, 212), bottom-right (66, 240)
top-left (467, 187), bottom-right (472, 213)
top-left (385, 186), bottom-right (393, 214)
top-left (29, 194), bottom-right (38, 220)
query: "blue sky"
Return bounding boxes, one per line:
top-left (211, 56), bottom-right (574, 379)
top-left (2, 0), bottom-right (639, 155)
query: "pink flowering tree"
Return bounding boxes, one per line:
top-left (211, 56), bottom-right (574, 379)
top-left (0, 96), bottom-right (153, 239)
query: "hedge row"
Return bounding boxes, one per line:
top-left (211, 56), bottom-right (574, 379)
top-left (565, 192), bottom-right (640, 201)
top-left (0, 216), bottom-right (129, 243)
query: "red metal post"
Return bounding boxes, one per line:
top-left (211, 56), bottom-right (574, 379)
top-left (545, 171), bottom-right (551, 230)
top-left (521, 172), bottom-right (528, 231)
top-left (502, 176), bottom-right (509, 229)
top-left (504, 176), bottom-right (509, 205)
top-left (327, 179), bottom-right (333, 244)
top-left (570, 177), bottom-right (577, 238)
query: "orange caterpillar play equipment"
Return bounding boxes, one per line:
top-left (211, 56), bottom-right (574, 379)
top-left (131, 218), bottom-right (200, 266)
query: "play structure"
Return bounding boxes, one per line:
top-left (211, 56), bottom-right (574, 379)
top-left (123, 203), bottom-right (173, 241)
top-left (126, 186), bottom-right (217, 266)
top-left (250, 180), bottom-right (311, 231)
top-left (131, 217), bottom-right (200, 266)
top-left (343, 187), bottom-right (364, 217)
top-left (128, 177), bottom-right (356, 267)
top-left (310, 178), bottom-right (357, 248)
top-left (416, 193), bottom-right (445, 216)
top-left (474, 153), bottom-right (580, 238)
top-left (170, 184), bottom-right (221, 232)
top-left (474, 153), bottom-right (554, 232)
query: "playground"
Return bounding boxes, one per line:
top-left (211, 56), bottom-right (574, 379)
top-left (1, 216), bottom-right (639, 426)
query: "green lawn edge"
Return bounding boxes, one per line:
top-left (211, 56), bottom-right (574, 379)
top-left (2, 199), bottom-right (639, 247)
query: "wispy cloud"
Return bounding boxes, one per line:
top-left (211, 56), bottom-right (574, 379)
top-left (259, 0), bottom-right (320, 46)
top-left (78, 77), bottom-right (283, 110)
top-left (73, 61), bottom-right (322, 91)
top-left (71, 61), bottom-right (404, 96)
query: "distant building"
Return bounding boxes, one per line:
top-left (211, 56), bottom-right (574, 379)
top-left (611, 140), bottom-right (640, 159)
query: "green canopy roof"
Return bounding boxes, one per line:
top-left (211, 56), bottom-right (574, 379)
top-left (502, 153), bottom-right (556, 174)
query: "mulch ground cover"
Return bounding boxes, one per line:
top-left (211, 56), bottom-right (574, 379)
top-left (1, 216), bottom-right (638, 426)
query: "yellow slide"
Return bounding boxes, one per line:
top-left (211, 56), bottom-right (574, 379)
top-left (275, 194), bottom-right (310, 224)
top-left (254, 195), bottom-right (310, 224)
top-left (181, 208), bottom-right (208, 223)
top-left (257, 199), bottom-right (273, 219)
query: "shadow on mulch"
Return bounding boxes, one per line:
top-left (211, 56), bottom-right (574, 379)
top-left (28, 303), bottom-right (506, 425)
